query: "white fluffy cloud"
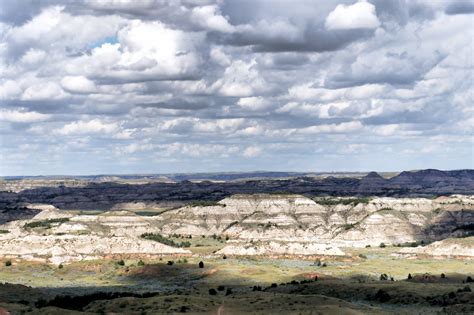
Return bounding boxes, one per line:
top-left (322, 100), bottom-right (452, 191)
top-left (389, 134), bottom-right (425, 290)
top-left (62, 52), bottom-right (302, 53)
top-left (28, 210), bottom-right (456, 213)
top-left (55, 119), bottom-right (118, 136)
top-left (61, 76), bottom-right (97, 94)
top-left (325, 1), bottom-right (380, 30)
top-left (0, 109), bottom-right (51, 123)
top-left (190, 5), bottom-right (234, 33)
top-left (0, 1), bottom-right (472, 175)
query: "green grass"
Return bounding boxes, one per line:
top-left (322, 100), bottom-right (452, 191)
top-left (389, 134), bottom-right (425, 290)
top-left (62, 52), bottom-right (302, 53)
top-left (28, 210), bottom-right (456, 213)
top-left (23, 218), bottom-right (69, 229)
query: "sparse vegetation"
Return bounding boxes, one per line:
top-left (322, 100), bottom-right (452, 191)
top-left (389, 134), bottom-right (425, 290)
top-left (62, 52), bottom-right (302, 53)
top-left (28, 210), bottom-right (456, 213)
top-left (188, 200), bottom-right (225, 207)
top-left (140, 233), bottom-right (191, 248)
top-left (0, 229), bottom-right (9, 234)
top-left (24, 218), bottom-right (70, 229)
top-left (342, 223), bottom-right (356, 230)
top-left (314, 197), bottom-right (370, 206)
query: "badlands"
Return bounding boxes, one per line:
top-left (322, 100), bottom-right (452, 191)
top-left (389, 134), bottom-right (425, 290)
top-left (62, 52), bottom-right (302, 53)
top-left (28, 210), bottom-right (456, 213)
top-left (0, 171), bottom-right (473, 314)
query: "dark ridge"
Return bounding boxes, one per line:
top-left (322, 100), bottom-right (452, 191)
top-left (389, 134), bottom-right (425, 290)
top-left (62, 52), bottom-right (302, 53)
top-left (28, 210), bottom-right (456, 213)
top-left (0, 169), bottom-right (473, 219)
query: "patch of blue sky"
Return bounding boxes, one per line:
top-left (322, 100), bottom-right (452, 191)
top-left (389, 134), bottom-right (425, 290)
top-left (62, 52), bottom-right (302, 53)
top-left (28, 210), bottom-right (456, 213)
top-left (87, 35), bottom-right (118, 49)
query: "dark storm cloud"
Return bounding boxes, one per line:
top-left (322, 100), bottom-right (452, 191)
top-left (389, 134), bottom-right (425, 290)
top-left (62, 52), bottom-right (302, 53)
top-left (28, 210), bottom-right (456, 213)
top-left (209, 27), bottom-right (374, 53)
top-left (445, 1), bottom-right (474, 15)
top-left (137, 98), bottom-right (211, 110)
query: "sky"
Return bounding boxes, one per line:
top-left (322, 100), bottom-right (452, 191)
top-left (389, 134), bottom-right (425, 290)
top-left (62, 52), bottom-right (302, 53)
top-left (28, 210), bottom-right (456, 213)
top-left (0, 0), bottom-right (473, 175)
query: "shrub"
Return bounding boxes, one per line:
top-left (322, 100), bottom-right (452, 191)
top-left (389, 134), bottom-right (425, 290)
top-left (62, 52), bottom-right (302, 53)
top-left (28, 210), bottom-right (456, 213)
top-left (222, 255), bottom-right (227, 260)
top-left (117, 260), bottom-right (125, 266)
top-left (358, 254), bottom-right (367, 259)
top-left (408, 273), bottom-right (413, 280)
top-left (466, 276), bottom-right (473, 283)
top-left (208, 288), bottom-right (217, 295)
top-left (58, 264), bottom-right (63, 269)
top-left (225, 288), bottom-right (233, 296)
top-left (217, 285), bottom-right (225, 291)
top-left (365, 244), bottom-right (371, 248)
top-left (5, 260), bottom-right (12, 267)
top-left (342, 223), bottom-right (355, 230)
top-left (374, 289), bottom-right (391, 302)
top-left (137, 260), bottom-right (145, 266)
top-left (0, 230), bottom-right (9, 234)
top-left (198, 261), bottom-right (204, 268)
top-left (271, 283), bottom-right (278, 288)
top-left (167, 261), bottom-right (174, 266)
top-left (380, 274), bottom-right (388, 281)
top-left (379, 242), bottom-right (386, 248)
top-left (441, 273), bottom-right (446, 279)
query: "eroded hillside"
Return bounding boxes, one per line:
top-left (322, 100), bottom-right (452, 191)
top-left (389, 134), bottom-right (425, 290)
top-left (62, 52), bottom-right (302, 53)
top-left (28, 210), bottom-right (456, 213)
top-left (0, 194), bottom-right (472, 263)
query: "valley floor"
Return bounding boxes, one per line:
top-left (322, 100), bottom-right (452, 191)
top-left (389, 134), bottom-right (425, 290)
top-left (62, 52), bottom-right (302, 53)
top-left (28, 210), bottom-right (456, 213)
top-left (0, 246), bottom-right (473, 314)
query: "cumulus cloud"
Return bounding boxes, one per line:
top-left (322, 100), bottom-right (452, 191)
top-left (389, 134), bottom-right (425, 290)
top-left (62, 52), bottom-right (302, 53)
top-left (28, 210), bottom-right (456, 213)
top-left (61, 76), bottom-right (97, 94)
top-left (0, 109), bottom-right (51, 123)
top-left (325, 1), bottom-right (381, 30)
top-left (55, 119), bottom-right (118, 135)
top-left (0, 0), bottom-right (472, 175)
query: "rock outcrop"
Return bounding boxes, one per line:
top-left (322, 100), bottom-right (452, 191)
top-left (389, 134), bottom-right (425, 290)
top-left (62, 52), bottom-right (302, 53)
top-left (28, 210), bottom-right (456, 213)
top-left (0, 194), bottom-right (472, 263)
top-left (156, 194), bottom-right (474, 247)
top-left (395, 237), bottom-right (474, 259)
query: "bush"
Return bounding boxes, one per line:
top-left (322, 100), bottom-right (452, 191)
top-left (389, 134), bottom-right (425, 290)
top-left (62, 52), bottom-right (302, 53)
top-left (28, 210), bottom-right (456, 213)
top-left (137, 260), bottom-right (145, 266)
top-left (408, 273), bottom-right (413, 280)
top-left (208, 288), bottom-right (217, 295)
top-left (198, 261), bottom-right (204, 268)
top-left (441, 273), bottom-right (445, 279)
top-left (225, 288), bottom-right (233, 296)
top-left (380, 274), bottom-right (388, 281)
top-left (0, 230), bottom-right (9, 234)
top-left (217, 285), bottom-right (225, 291)
top-left (358, 254), bottom-right (367, 259)
top-left (5, 260), bottom-right (12, 267)
top-left (379, 242), bottom-right (386, 248)
top-left (167, 261), bottom-right (174, 266)
top-left (466, 276), bottom-right (473, 283)
top-left (58, 264), bottom-right (63, 269)
top-left (117, 260), bottom-right (125, 266)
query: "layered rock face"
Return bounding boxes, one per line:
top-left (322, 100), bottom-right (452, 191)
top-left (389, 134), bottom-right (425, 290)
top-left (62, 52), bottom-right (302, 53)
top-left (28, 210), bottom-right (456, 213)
top-left (0, 209), bottom-right (190, 264)
top-left (157, 194), bottom-right (474, 248)
top-left (0, 194), bottom-right (472, 262)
